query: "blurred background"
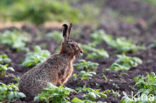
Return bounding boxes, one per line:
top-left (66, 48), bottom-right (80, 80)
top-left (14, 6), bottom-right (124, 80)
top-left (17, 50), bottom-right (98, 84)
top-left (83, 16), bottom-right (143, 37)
top-left (0, 0), bottom-right (156, 28)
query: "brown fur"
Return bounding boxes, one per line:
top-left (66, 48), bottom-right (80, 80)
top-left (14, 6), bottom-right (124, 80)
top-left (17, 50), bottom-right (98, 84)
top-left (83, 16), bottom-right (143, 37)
top-left (18, 23), bottom-right (82, 99)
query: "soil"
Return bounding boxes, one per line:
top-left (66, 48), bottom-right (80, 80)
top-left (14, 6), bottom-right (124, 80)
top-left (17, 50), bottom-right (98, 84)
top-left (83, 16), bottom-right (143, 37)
top-left (0, 0), bottom-right (156, 103)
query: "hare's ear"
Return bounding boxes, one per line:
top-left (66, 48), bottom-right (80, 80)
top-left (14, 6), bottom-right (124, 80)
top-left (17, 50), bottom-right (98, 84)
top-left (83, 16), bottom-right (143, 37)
top-left (62, 24), bottom-right (68, 41)
top-left (67, 23), bottom-right (72, 40)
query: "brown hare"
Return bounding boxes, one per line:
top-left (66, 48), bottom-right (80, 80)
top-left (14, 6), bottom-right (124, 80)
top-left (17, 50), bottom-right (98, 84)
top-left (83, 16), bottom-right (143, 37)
top-left (18, 23), bottom-right (83, 99)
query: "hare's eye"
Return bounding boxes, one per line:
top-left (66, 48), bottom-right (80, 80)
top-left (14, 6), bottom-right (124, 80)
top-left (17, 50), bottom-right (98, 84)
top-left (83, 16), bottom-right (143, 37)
top-left (71, 44), bottom-right (74, 47)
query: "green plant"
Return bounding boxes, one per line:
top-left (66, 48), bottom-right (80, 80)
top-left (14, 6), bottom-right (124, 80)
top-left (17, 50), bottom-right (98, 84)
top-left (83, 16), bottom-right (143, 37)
top-left (5, 0), bottom-right (80, 25)
top-left (0, 64), bottom-right (14, 77)
top-left (22, 46), bottom-right (50, 67)
top-left (71, 97), bottom-right (104, 103)
top-left (34, 82), bottom-right (74, 103)
top-left (46, 31), bottom-right (63, 42)
top-left (79, 71), bottom-right (96, 80)
top-left (149, 42), bottom-right (156, 48)
top-left (81, 44), bottom-right (109, 59)
top-left (121, 91), bottom-right (155, 103)
top-left (76, 86), bottom-right (107, 101)
top-left (74, 59), bottom-right (99, 71)
top-left (91, 30), bottom-right (145, 53)
top-left (108, 55), bottom-right (142, 71)
top-left (121, 72), bottom-right (156, 103)
top-left (0, 31), bottom-right (28, 51)
top-left (0, 54), bottom-right (11, 64)
top-left (134, 72), bottom-right (156, 95)
top-left (0, 82), bottom-right (25, 102)
top-left (0, 54), bottom-right (14, 77)
top-left (71, 97), bottom-right (93, 103)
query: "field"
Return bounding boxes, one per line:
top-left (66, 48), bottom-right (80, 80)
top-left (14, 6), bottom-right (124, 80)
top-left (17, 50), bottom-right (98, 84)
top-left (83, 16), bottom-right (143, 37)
top-left (0, 0), bottom-right (156, 103)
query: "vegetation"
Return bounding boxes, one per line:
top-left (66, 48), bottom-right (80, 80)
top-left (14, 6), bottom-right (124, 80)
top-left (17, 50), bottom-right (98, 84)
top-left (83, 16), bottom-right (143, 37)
top-left (0, 54), bottom-right (11, 64)
top-left (81, 44), bottom-right (109, 59)
top-left (0, 31), bottom-right (28, 51)
top-left (76, 86), bottom-right (107, 101)
top-left (121, 72), bottom-right (156, 103)
top-left (134, 72), bottom-right (156, 96)
top-left (91, 30), bottom-right (145, 53)
top-left (108, 55), bottom-right (142, 71)
top-left (1, 0), bottom-right (80, 25)
top-left (0, 82), bottom-right (25, 102)
top-left (46, 31), bottom-right (63, 42)
top-left (22, 46), bottom-right (50, 67)
top-left (34, 82), bottom-right (74, 103)
top-left (0, 54), bottom-right (14, 77)
top-left (74, 59), bottom-right (99, 71)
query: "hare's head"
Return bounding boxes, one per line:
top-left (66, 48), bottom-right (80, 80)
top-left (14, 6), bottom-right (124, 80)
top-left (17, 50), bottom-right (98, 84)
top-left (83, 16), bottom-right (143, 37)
top-left (60, 23), bottom-right (83, 58)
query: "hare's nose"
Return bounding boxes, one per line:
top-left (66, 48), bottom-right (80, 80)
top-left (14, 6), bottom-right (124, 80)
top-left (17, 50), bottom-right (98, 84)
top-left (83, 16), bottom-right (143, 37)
top-left (80, 50), bottom-right (83, 53)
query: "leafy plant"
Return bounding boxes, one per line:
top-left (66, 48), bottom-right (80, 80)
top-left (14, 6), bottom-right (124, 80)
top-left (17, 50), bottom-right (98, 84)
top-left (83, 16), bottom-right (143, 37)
top-left (0, 54), bottom-right (14, 77)
top-left (22, 46), bottom-right (50, 67)
top-left (0, 82), bottom-right (25, 102)
top-left (0, 54), bottom-right (11, 64)
top-left (4, 0), bottom-right (80, 25)
top-left (34, 82), bottom-right (74, 103)
top-left (91, 30), bottom-right (145, 53)
top-left (108, 55), bottom-right (142, 71)
top-left (121, 72), bottom-right (156, 103)
top-left (74, 59), bottom-right (99, 71)
top-left (71, 97), bottom-right (104, 103)
top-left (121, 91), bottom-right (155, 103)
top-left (0, 31), bottom-right (28, 51)
top-left (46, 31), bottom-right (63, 42)
top-left (71, 97), bottom-right (93, 103)
top-left (134, 72), bottom-right (156, 95)
top-left (81, 44), bottom-right (109, 59)
top-left (79, 71), bottom-right (96, 80)
top-left (149, 42), bottom-right (156, 48)
top-left (0, 64), bottom-right (14, 77)
top-left (76, 86), bottom-right (107, 101)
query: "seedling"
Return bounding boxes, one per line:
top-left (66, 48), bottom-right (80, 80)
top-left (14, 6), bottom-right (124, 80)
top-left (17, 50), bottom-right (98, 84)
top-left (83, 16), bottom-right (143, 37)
top-left (134, 72), bottom-right (156, 95)
top-left (109, 55), bottom-right (142, 71)
top-left (0, 54), bottom-right (14, 77)
top-left (34, 82), bottom-right (74, 103)
top-left (74, 59), bottom-right (99, 71)
top-left (81, 44), bottom-right (109, 59)
top-left (0, 83), bottom-right (25, 102)
top-left (71, 97), bottom-right (104, 103)
top-left (0, 64), bottom-right (14, 77)
top-left (76, 86), bottom-right (107, 101)
top-left (46, 31), bottom-right (63, 42)
top-left (71, 97), bottom-right (93, 103)
top-left (0, 31), bottom-right (29, 51)
top-left (91, 30), bottom-right (145, 53)
top-left (79, 71), bottom-right (96, 80)
top-left (121, 72), bottom-right (156, 103)
top-left (149, 42), bottom-right (156, 48)
top-left (121, 91), bottom-right (155, 103)
top-left (0, 54), bottom-right (11, 64)
top-left (22, 46), bottom-right (50, 67)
